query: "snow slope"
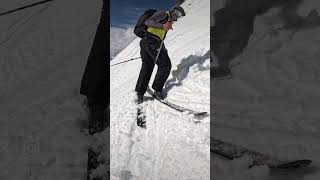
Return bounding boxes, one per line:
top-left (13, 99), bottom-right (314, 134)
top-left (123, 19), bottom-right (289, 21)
top-left (110, 0), bottom-right (210, 179)
top-left (0, 0), bottom-right (102, 179)
top-left (212, 0), bottom-right (320, 179)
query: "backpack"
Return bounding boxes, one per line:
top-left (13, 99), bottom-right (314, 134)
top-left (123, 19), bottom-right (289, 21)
top-left (134, 9), bottom-right (157, 38)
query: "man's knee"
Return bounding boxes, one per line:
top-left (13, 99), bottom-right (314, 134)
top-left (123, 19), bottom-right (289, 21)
top-left (141, 60), bottom-right (155, 71)
top-left (157, 56), bottom-right (171, 69)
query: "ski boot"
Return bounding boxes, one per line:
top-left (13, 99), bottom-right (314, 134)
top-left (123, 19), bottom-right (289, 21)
top-left (136, 93), bottom-right (144, 104)
top-left (153, 90), bottom-right (165, 100)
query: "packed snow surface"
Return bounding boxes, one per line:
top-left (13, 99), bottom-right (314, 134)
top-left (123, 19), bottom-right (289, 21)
top-left (0, 0), bottom-right (102, 179)
top-left (110, 0), bottom-right (210, 179)
top-left (212, 0), bottom-right (320, 179)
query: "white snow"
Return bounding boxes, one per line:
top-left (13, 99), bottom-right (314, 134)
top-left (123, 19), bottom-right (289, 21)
top-left (0, 0), bottom-right (102, 179)
top-left (110, 0), bottom-right (210, 179)
top-left (212, 0), bottom-right (320, 179)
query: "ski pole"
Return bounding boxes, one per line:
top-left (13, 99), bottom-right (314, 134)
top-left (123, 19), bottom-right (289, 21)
top-left (0, 0), bottom-right (54, 16)
top-left (154, 0), bottom-right (185, 64)
top-left (154, 40), bottom-right (164, 64)
top-left (153, 10), bottom-right (172, 64)
top-left (110, 57), bottom-right (141, 67)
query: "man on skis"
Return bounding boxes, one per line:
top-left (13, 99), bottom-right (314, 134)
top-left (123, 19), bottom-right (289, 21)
top-left (134, 6), bottom-right (185, 103)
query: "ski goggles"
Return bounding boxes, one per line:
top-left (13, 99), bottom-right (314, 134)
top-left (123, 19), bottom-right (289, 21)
top-left (173, 9), bottom-right (183, 19)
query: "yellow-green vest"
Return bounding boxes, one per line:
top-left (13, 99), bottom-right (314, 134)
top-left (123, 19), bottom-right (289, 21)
top-left (147, 12), bottom-right (170, 40)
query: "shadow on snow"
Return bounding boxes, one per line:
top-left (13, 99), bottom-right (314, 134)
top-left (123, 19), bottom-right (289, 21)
top-left (163, 50), bottom-right (210, 94)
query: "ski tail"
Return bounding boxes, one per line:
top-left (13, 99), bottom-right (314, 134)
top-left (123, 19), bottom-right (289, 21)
top-left (137, 103), bottom-right (146, 128)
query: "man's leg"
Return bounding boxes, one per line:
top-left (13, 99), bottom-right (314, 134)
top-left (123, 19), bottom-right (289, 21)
top-left (81, 9), bottom-right (109, 133)
top-left (80, 5), bottom-right (108, 105)
top-left (135, 39), bottom-right (155, 96)
top-left (81, 2), bottom-right (109, 180)
top-left (152, 47), bottom-right (171, 92)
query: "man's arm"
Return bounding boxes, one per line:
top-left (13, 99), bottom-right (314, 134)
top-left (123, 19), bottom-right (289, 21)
top-left (145, 10), bottom-right (168, 29)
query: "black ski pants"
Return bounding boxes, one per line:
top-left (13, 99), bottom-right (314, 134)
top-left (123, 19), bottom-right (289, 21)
top-left (80, 0), bottom-right (109, 133)
top-left (135, 36), bottom-right (171, 95)
top-left (80, 1), bottom-right (108, 107)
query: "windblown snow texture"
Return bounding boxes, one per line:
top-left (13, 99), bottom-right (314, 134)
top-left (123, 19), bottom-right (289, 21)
top-left (110, 0), bottom-right (210, 179)
top-left (212, 0), bottom-right (320, 179)
top-left (0, 0), bottom-right (104, 179)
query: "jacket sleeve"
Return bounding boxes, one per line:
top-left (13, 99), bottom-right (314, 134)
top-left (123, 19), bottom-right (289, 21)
top-left (145, 10), bottom-right (168, 29)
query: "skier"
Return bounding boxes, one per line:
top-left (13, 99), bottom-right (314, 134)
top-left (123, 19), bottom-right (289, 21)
top-left (134, 6), bottom-right (185, 103)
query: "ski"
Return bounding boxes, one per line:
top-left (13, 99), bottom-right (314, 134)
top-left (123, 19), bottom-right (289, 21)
top-left (146, 87), bottom-right (207, 116)
top-left (137, 103), bottom-right (146, 128)
top-left (87, 149), bottom-right (100, 180)
top-left (211, 137), bottom-right (312, 169)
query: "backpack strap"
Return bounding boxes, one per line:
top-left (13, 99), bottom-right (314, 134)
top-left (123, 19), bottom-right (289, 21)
top-left (147, 11), bottom-right (170, 40)
top-left (159, 11), bottom-right (171, 24)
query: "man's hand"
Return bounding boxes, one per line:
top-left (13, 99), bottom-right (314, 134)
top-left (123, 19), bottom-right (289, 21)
top-left (162, 22), bottom-right (173, 31)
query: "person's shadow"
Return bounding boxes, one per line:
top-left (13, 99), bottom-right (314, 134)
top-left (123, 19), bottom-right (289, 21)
top-left (163, 50), bottom-right (210, 95)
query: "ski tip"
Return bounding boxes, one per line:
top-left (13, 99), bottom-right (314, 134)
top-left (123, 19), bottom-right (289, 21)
top-left (195, 112), bottom-right (208, 116)
top-left (276, 159), bottom-right (312, 169)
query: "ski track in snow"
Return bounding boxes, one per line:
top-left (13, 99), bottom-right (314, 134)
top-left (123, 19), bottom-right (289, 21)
top-left (110, 0), bottom-right (210, 179)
